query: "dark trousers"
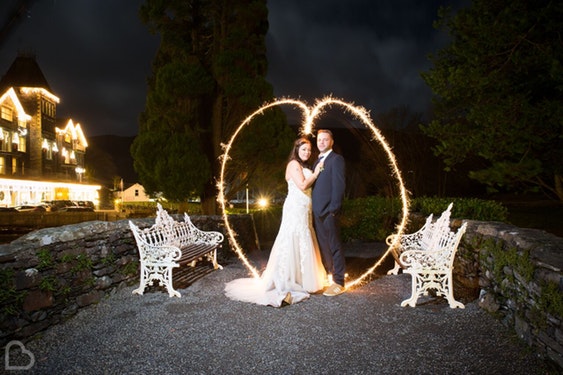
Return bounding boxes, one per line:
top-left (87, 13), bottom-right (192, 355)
top-left (314, 213), bottom-right (346, 286)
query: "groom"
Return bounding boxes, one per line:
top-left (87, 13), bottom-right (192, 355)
top-left (312, 129), bottom-right (346, 296)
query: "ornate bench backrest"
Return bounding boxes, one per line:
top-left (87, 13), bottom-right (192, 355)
top-left (183, 213), bottom-right (224, 244)
top-left (420, 202), bottom-right (453, 250)
top-left (129, 220), bottom-right (182, 263)
top-left (430, 221), bottom-right (468, 269)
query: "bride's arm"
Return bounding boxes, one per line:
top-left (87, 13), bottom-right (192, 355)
top-left (286, 160), bottom-right (322, 191)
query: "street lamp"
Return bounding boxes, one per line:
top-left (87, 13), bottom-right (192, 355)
top-left (75, 167), bottom-right (85, 183)
top-left (246, 184), bottom-right (249, 214)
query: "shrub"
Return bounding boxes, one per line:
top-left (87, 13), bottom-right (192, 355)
top-left (341, 197), bottom-right (402, 242)
top-left (411, 197), bottom-right (508, 222)
top-left (340, 196), bottom-right (508, 242)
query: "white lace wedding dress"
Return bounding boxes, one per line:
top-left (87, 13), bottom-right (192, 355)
top-left (225, 169), bottom-right (326, 307)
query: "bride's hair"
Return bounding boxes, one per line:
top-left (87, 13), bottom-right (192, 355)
top-left (288, 137), bottom-right (312, 168)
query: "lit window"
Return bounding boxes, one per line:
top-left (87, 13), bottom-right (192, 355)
top-left (1, 106), bottom-right (13, 121)
top-left (11, 158), bottom-right (16, 174)
top-left (19, 135), bottom-right (26, 153)
top-left (0, 156), bottom-right (4, 174)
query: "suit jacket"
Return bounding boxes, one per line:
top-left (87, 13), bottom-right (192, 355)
top-left (312, 151), bottom-right (346, 218)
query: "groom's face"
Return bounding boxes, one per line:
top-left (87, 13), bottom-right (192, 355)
top-left (317, 132), bottom-right (333, 154)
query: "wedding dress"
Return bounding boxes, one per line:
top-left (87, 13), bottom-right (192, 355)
top-left (225, 168), bottom-right (326, 307)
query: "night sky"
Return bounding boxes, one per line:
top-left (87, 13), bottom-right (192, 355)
top-left (0, 0), bottom-right (466, 137)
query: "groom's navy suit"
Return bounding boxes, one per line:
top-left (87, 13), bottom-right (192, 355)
top-left (312, 151), bottom-right (346, 286)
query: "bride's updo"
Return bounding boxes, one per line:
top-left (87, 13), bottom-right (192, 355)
top-left (288, 137), bottom-right (313, 169)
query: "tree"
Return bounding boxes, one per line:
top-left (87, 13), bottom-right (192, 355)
top-left (131, 0), bottom-right (294, 213)
top-left (421, 0), bottom-right (563, 201)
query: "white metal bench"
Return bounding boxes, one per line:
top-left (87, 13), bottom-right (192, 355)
top-left (399, 221), bottom-right (468, 309)
top-left (129, 204), bottom-right (224, 297)
top-left (386, 203), bottom-right (454, 275)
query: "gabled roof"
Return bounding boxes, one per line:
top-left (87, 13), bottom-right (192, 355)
top-left (56, 118), bottom-right (89, 148)
top-left (0, 87), bottom-right (31, 122)
top-left (0, 53), bottom-right (52, 92)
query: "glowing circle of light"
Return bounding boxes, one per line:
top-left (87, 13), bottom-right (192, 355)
top-left (218, 96), bottom-right (410, 288)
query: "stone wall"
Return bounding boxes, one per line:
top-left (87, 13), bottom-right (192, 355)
top-left (454, 220), bottom-right (563, 369)
top-left (0, 214), bottom-right (258, 347)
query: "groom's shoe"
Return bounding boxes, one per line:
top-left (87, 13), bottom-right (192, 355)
top-left (323, 283), bottom-right (345, 297)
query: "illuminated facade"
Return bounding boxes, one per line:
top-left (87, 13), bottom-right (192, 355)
top-left (0, 53), bottom-right (100, 207)
top-left (121, 183), bottom-right (152, 203)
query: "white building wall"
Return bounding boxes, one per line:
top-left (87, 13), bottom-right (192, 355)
top-left (121, 183), bottom-right (151, 202)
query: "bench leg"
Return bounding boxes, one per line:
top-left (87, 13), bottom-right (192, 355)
top-left (401, 271), bottom-right (420, 307)
top-left (443, 271), bottom-right (465, 309)
top-left (387, 261), bottom-right (401, 275)
top-left (163, 265), bottom-right (182, 298)
top-left (132, 263), bottom-right (181, 298)
top-left (209, 249), bottom-right (223, 270)
top-left (132, 262), bottom-right (149, 295)
top-left (401, 271), bottom-right (465, 309)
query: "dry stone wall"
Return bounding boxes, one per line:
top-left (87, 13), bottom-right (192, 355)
top-left (455, 220), bottom-right (563, 369)
top-left (0, 214), bottom-right (257, 347)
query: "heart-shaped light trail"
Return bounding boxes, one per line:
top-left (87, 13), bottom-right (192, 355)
top-left (218, 96), bottom-right (409, 289)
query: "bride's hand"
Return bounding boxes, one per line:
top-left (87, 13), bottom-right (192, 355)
top-left (314, 161), bottom-right (324, 176)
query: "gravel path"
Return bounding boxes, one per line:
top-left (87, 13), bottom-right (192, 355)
top-left (12, 254), bottom-right (552, 375)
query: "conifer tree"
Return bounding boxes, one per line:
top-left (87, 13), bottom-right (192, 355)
top-left (131, 0), bottom-right (294, 213)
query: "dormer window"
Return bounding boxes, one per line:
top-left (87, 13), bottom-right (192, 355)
top-left (1, 106), bottom-right (13, 121)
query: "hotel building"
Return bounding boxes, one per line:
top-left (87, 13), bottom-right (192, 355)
top-left (0, 53), bottom-right (100, 207)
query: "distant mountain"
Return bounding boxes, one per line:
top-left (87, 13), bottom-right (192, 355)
top-left (86, 135), bottom-right (137, 186)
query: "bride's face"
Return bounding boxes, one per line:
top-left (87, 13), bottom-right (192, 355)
top-left (298, 143), bottom-right (312, 162)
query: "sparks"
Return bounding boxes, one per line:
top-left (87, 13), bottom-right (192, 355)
top-left (218, 97), bottom-right (410, 288)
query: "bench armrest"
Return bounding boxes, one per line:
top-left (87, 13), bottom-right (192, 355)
top-left (183, 213), bottom-right (224, 244)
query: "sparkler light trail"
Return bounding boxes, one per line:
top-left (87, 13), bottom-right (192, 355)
top-left (218, 96), bottom-right (410, 289)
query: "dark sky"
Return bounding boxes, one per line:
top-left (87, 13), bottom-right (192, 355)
top-left (0, 0), bottom-right (466, 137)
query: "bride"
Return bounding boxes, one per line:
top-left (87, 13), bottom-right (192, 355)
top-left (225, 137), bottom-right (327, 307)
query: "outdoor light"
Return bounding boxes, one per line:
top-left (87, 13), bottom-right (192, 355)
top-left (20, 87), bottom-right (60, 103)
top-left (257, 197), bottom-right (269, 208)
top-left (75, 167), bottom-right (85, 182)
